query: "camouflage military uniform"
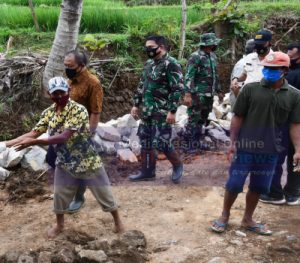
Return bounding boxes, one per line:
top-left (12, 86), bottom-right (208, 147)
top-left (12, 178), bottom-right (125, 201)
top-left (184, 33), bottom-right (221, 147)
top-left (185, 49), bottom-right (221, 126)
top-left (134, 53), bottom-right (184, 152)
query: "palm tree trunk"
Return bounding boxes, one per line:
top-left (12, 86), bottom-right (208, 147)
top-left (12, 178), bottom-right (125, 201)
top-left (178, 0), bottom-right (187, 60)
top-left (42, 0), bottom-right (83, 96)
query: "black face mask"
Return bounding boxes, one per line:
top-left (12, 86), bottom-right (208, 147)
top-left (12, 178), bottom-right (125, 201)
top-left (290, 58), bottom-right (300, 69)
top-left (145, 46), bottom-right (160, 59)
top-left (255, 44), bottom-right (269, 55)
top-left (65, 67), bottom-right (79, 79)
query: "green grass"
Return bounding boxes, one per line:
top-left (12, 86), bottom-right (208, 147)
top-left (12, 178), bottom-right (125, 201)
top-left (0, 4), bottom-right (207, 33)
top-left (2, 0), bottom-right (125, 7)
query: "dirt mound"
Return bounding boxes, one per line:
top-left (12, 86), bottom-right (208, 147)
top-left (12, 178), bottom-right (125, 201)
top-left (3, 166), bottom-right (51, 204)
top-left (0, 230), bottom-right (149, 263)
top-left (102, 156), bottom-right (141, 184)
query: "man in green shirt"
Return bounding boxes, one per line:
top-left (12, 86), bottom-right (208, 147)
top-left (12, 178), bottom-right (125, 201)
top-left (210, 52), bottom-right (300, 235)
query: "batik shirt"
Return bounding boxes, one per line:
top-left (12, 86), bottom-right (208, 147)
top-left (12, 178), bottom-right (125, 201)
top-left (33, 100), bottom-right (102, 177)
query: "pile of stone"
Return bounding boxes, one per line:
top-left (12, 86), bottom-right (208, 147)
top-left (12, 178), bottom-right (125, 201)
top-left (1, 230), bottom-right (149, 263)
top-left (0, 94), bottom-right (232, 181)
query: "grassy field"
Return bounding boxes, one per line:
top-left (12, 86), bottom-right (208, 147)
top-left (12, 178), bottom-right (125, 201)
top-left (0, 0), bottom-right (299, 53)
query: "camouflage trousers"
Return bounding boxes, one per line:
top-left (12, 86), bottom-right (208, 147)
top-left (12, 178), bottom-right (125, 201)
top-left (187, 94), bottom-right (213, 127)
top-left (138, 119), bottom-right (173, 152)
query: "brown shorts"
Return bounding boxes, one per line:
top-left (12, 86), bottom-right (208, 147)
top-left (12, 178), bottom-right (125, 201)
top-left (53, 166), bottom-right (117, 214)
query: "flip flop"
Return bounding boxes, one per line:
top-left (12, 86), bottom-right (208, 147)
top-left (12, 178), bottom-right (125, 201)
top-left (210, 219), bottom-right (228, 233)
top-left (244, 223), bottom-right (272, 236)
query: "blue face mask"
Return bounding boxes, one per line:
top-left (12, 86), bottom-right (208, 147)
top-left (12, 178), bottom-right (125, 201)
top-left (262, 68), bottom-right (283, 83)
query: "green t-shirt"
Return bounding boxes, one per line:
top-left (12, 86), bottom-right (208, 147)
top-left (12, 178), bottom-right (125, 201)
top-left (33, 100), bottom-right (102, 177)
top-left (233, 79), bottom-right (300, 153)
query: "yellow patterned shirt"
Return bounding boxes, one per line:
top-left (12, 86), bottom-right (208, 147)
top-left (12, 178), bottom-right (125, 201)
top-left (33, 100), bottom-right (102, 177)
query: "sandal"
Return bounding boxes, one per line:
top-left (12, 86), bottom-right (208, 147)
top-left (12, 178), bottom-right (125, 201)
top-left (210, 219), bottom-right (228, 233)
top-left (243, 223), bottom-right (272, 236)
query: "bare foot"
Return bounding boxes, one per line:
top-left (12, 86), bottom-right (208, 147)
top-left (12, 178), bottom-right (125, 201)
top-left (47, 225), bottom-right (63, 239)
top-left (114, 221), bottom-right (125, 234)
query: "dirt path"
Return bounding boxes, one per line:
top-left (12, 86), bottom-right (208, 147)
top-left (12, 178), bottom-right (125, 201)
top-left (1, 152), bottom-right (300, 263)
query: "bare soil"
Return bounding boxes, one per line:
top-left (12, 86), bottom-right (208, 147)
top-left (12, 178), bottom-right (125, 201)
top-left (1, 151), bottom-right (300, 263)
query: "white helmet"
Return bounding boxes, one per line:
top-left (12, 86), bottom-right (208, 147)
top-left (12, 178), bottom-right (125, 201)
top-left (48, 77), bottom-right (69, 94)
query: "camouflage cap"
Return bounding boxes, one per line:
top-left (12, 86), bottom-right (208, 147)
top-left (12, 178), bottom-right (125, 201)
top-left (199, 33), bottom-right (221, 46)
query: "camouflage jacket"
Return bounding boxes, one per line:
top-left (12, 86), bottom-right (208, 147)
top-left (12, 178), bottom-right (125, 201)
top-left (184, 49), bottom-right (221, 96)
top-left (134, 54), bottom-right (184, 121)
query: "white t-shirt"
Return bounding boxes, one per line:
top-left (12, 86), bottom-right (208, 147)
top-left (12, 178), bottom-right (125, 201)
top-left (242, 49), bottom-right (273, 85)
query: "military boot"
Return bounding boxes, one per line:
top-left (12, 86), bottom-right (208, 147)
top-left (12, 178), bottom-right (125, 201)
top-left (165, 150), bottom-right (183, 184)
top-left (129, 150), bottom-right (156, 181)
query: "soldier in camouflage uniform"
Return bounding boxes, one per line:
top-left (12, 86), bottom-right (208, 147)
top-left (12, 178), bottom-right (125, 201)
top-left (183, 33), bottom-right (223, 151)
top-left (129, 35), bottom-right (184, 183)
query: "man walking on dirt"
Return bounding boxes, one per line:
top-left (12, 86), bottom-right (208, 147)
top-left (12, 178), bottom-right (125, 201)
top-left (129, 35), bottom-right (184, 183)
top-left (260, 43), bottom-right (300, 205)
top-left (46, 49), bottom-right (104, 213)
top-left (211, 52), bottom-right (300, 235)
top-left (183, 33), bottom-right (224, 152)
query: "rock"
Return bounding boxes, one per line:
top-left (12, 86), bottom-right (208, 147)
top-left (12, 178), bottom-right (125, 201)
top-left (116, 114), bottom-right (138, 128)
top-left (273, 230), bottom-right (289, 236)
top-left (208, 128), bottom-right (230, 143)
top-left (115, 141), bottom-right (130, 150)
top-left (17, 254), bottom-right (34, 263)
top-left (225, 246), bottom-right (235, 254)
top-left (5, 251), bottom-right (20, 263)
top-left (96, 123), bottom-right (121, 142)
top-left (175, 105), bottom-right (188, 122)
top-left (78, 249), bottom-right (107, 263)
top-left (21, 146), bottom-right (48, 172)
top-left (273, 245), bottom-right (295, 254)
top-left (53, 248), bottom-right (74, 263)
top-left (153, 245), bottom-right (169, 253)
top-left (117, 126), bottom-right (132, 137)
top-left (229, 239), bottom-right (243, 246)
top-left (217, 119), bottom-right (231, 131)
top-left (105, 119), bottom-right (119, 127)
top-left (120, 230), bottom-right (147, 248)
top-left (86, 239), bottom-right (110, 252)
top-left (235, 230), bottom-right (247, 237)
top-left (0, 147), bottom-right (28, 168)
top-left (37, 251), bottom-right (51, 263)
top-left (0, 142), bottom-right (6, 153)
top-left (100, 140), bottom-right (116, 155)
top-left (0, 167), bottom-right (10, 181)
top-left (92, 134), bottom-right (104, 153)
top-left (117, 149), bottom-right (138, 163)
top-left (226, 112), bottom-right (233, 121)
top-left (129, 128), bottom-right (141, 156)
top-left (207, 257), bottom-right (229, 263)
top-left (287, 235), bottom-right (297, 242)
top-left (208, 111), bottom-right (218, 122)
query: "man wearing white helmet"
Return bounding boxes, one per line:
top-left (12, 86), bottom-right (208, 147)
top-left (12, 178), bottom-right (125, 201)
top-left (2, 77), bottom-right (124, 238)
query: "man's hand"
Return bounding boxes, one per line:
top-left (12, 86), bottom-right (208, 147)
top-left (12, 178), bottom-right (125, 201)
top-left (227, 143), bottom-right (237, 163)
top-left (183, 93), bottom-right (192, 107)
top-left (218, 92), bottom-right (225, 103)
top-left (166, 112), bottom-right (176, 124)
top-left (293, 151), bottom-right (300, 172)
top-left (131, 106), bottom-right (139, 119)
top-left (14, 138), bottom-right (36, 151)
